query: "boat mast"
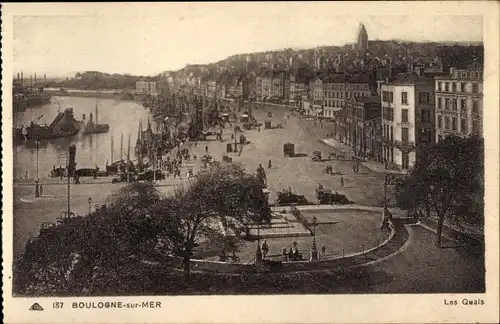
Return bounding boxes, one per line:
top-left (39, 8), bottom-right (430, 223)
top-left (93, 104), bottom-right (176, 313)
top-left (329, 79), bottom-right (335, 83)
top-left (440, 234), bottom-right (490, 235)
top-left (120, 134), bottom-right (123, 162)
top-left (95, 101), bottom-right (99, 125)
top-left (111, 135), bottom-right (114, 164)
top-left (127, 133), bottom-right (131, 164)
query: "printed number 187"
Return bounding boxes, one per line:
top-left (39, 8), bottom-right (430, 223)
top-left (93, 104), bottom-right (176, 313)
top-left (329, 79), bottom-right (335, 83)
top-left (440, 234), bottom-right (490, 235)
top-left (53, 302), bottom-right (64, 309)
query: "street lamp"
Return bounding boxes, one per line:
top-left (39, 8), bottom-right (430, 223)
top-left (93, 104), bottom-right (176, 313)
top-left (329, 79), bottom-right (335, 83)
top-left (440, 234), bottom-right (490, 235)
top-left (310, 215), bottom-right (318, 262)
top-left (88, 196), bottom-right (92, 214)
top-left (35, 137), bottom-right (40, 180)
top-left (255, 217), bottom-right (262, 266)
top-left (384, 174), bottom-right (391, 208)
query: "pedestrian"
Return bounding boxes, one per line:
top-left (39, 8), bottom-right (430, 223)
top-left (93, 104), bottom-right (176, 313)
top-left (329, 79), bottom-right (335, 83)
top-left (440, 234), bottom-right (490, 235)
top-left (340, 176), bottom-right (344, 187)
top-left (205, 145), bottom-right (208, 153)
top-left (39, 184), bottom-right (44, 196)
top-left (25, 171), bottom-right (29, 179)
top-left (261, 240), bottom-right (269, 259)
top-left (321, 244), bottom-right (326, 254)
top-left (282, 247), bottom-right (288, 262)
top-left (268, 159), bottom-right (272, 169)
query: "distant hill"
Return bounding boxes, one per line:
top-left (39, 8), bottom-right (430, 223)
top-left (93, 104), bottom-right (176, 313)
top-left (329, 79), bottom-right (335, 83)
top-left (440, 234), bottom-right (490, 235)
top-left (53, 71), bottom-right (157, 90)
top-left (160, 40), bottom-right (483, 81)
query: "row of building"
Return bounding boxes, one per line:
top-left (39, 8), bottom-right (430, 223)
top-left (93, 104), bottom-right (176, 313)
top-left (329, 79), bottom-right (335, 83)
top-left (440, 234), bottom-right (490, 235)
top-left (301, 62), bottom-right (483, 170)
top-left (136, 61), bottom-right (483, 171)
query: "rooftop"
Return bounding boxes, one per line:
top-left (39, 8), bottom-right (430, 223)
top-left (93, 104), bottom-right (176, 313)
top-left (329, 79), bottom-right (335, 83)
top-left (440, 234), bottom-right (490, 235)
top-left (387, 72), bottom-right (433, 86)
top-left (355, 95), bottom-right (381, 105)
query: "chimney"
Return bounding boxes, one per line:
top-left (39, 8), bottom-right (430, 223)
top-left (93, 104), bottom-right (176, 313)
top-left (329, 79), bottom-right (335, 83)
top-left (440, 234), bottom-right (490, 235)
top-left (90, 113), bottom-right (93, 124)
top-left (21, 71), bottom-right (24, 85)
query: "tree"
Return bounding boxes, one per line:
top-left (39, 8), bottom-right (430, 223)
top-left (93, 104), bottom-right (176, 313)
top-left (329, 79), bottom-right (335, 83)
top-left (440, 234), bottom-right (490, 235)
top-left (151, 163), bottom-right (271, 281)
top-left (396, 135), bottom-right (484, 247)
top-left (14, 183), bottom-right (163, 295)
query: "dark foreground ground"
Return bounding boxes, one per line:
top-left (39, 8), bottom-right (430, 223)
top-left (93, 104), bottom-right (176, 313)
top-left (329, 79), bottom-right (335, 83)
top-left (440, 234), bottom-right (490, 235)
top-left (14, 225), bottom-right (484, 296)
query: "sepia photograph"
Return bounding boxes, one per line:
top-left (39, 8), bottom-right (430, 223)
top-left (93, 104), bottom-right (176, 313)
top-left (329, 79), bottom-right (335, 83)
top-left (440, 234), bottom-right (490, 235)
top-left (2, 2), bottom-right (499, 324)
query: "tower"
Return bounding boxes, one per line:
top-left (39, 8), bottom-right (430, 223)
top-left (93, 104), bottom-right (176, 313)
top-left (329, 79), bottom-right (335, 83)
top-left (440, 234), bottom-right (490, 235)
top-left (357, 23), bottom-right (369, 51)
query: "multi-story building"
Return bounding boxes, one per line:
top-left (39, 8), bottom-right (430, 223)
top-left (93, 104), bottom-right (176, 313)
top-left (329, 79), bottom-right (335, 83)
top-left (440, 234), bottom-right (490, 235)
top-left (334, 73), bottom-right (375, 140)
top-left (380, 73), bottom-right (435, 170)
top-left (309, 76), bottom-right (324, 116)
top-left (203, 80), bottom-right (217, 97)
top-left (284, 72), bottom-right (296, 104)
top-left (346, 73), bottom-right (373, 100)
top-left (136, 81), bottom-right (157, 95)
top-left (343, 95), bottom-right (382, 160)
top-left (294, 75), bottom-right (309, 102)
top-left (434, 63), bottom-right (483, 141)
top-left (255, 70), bottom-right (273, 101)
top-left (322, 73), bottom-right (346, 120)
top-left (270, 72), bottom-right (284, 102)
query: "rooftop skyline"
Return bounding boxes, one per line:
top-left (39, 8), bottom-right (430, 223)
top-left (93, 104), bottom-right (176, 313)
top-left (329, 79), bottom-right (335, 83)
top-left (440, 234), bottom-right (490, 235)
top-left (9, 3), bottom-right (483, 77)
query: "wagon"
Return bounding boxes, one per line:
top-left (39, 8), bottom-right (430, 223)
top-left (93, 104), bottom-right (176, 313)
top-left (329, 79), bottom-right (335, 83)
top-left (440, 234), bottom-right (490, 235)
top-left (312, 151), bottom-right (322, 162)
top-left (283, 143), bottom-right (295, 157)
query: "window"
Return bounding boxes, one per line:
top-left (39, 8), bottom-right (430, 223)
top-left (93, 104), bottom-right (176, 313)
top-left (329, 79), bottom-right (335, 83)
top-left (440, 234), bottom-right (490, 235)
top-left (401, 92), bottom-right (408, 105)
top-left (437, 115), bottom-right (442, 129)
top-left (438, 97), bottom-right (442, 109)
top-left (421, 109), bottom-right (427, 123)
top-left (402, 152), bottom-right (409, 170)
top-left (472, 100), bottom-right (479, 114)
top-left (460, 82), bottom-right (465, 92)
top-left (390, 126), bottom-right (393, 140)
top-left (472, 83), bottom-right (479, 93)
top-left (419, 92), bottom-right (430, 104)
top-left (452, 117), bottom-right (457, 131)
top-left (452, 99), bottom-right (457, 110)
top-left (452, 82), bottom-right (456, 92)
top-left (461, 118), bottom-right (467, 133)
top-left (402, 109), bottom-right (409, 123)
top-left (402, 127), bottom-right (409, 143)
top-left (445, 98), bottom-right (450, 109)
top-left (472, 120), bottom-right (479, 134)
top-left (445, 82), bottom-right (449, 92)
top-left (445, 116), bottom-right (450, 129)
top-left (461, 98), bottom-right (467, 111)
top-left (437, 82), bottom-right (442, 91)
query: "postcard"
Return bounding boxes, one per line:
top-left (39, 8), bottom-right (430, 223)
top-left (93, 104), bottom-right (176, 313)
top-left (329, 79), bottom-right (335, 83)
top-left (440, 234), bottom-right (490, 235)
top-left (2, 2), bottom-right (499, 323)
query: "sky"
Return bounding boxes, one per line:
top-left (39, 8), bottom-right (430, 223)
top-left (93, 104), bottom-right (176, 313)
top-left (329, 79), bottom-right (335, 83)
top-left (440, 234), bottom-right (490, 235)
top-left (11, 3), bottom-right (483, 77)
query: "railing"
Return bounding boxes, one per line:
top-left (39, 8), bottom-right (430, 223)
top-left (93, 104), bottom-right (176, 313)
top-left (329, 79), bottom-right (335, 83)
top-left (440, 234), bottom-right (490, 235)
top-left (394, 140), bottom-right (415, 150)
top-left (382, 138), bottom-right (394, 145)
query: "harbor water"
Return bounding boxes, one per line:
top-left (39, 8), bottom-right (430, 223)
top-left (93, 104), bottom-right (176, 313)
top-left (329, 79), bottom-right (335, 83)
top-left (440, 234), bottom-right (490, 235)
top-left (13, 96), bottom-right (152, 181)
